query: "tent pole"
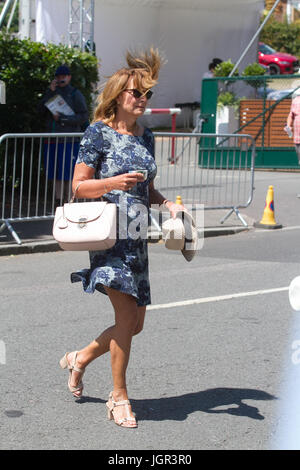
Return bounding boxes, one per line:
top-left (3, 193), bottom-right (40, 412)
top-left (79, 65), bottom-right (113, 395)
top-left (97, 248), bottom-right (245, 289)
top-left (6, 0), bottom-right (18, 31)
top-left (0, 0), bottom-right (15, 29)
top-left (228, 0), bottom-right (281, 77)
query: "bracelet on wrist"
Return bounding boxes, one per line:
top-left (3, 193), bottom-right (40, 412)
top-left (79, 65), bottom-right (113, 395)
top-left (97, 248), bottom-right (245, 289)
top-left (104, 182), bottom-right (111, 194)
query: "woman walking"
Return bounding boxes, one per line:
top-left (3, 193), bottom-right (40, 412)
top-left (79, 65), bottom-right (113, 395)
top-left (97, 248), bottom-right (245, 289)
top-left (59, 48), bottom-right (184, 428)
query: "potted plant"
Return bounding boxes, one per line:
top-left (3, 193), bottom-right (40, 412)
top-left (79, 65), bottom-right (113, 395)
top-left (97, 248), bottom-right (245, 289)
top-left (216, 90), bottom-right (242, 138)
top-left (214, 59), bottom-right (239, 77)
top-left (241, 62), bottom-right (269, 98)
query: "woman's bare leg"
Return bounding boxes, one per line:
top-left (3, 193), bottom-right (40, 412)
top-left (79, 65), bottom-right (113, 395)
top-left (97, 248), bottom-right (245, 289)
top-left (68, 288), bottom-right (146, 400)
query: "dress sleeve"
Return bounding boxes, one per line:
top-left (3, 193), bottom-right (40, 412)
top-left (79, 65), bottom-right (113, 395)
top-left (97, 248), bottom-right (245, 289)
top-left (76, 124), bottom-right (104, 169)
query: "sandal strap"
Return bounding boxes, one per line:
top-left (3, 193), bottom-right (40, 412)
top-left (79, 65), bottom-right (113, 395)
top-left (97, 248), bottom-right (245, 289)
top-left (69, 381), bottom-right (83, 393)
top-left (116, 417), bottom-right (137, 426)
top-left (112, 399), bottom-right (130, 407)
top-left (69, 351), bottom-right (85, 373)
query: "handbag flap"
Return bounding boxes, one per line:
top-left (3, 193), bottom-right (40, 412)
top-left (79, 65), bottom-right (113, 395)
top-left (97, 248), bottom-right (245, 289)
top-left (63, 201), bottom-right (108, 223)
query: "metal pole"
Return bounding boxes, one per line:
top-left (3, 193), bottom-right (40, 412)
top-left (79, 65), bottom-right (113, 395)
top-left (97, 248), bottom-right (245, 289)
top-left (68, 0), bottom-right (72, 48)
top-left (6, 0), bottom-right (18, 31)
top-left (79, 0), bottom-right (83, 50)
top-left (90, 0), bottom-right (94, 53)
top-left (0, 0), bottom-right (15, 29)
top-left (229, 0), bottom-right (282, 77)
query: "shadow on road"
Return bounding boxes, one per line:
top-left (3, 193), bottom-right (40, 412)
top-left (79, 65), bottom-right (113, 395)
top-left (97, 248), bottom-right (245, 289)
top-left (77, 387), bottom-right (276, 422)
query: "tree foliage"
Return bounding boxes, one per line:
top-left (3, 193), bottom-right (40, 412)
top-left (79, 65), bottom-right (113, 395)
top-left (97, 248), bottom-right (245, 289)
top-left (259, 20), bottom-right (300, 57)
top-left (0, 33), bottom-right (99, 134)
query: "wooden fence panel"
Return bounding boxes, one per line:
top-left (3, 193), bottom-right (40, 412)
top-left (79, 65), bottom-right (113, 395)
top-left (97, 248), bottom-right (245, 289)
top-left (239, 99), bottom-right (292, 147)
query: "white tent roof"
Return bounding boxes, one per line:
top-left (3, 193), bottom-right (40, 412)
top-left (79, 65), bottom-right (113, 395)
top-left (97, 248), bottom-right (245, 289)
top-left (34, 0), bottom-right (264, 126)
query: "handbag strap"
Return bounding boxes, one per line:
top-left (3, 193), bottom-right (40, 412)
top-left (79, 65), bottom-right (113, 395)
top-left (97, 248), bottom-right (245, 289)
top-left (69, 180), bottom-right (104, 204)
top-left (69, 181), bottom-right (85, 204)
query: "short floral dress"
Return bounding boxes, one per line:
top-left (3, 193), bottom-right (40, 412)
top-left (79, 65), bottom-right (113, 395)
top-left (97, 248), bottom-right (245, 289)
top-left (70, 121), bottom-right (157, 306)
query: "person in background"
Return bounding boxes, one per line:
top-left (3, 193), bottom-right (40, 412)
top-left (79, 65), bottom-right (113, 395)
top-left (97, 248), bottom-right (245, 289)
top-left (202, 58), bottom-right (223, 79)
top-left (202, 62), bottom-right (216, 78)
top-left (286, 87), bottom-right (300, 197)
top-left (38, 65), bottom-right (89, 203)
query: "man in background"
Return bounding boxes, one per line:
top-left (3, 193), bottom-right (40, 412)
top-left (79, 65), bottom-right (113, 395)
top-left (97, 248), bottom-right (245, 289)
top-left (38, 65), bottom-right (89, 203)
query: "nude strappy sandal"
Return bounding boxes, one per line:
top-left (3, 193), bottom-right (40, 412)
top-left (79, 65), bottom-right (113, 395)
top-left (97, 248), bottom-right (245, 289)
top-left (59, 351), bottom-right (85, 398)
top-left (106, 392), bottom-right (137, 428)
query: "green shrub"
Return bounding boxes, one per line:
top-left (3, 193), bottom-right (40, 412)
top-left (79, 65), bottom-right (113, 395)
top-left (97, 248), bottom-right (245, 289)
top-left (217, 92), bottom-right (242, 116)
top-left (214, 60), bottom-right (239, 77)
top-left (0, 33), bottom-right (99, 134)
top-left (242, 63), bottom-right (269, 90)
top-left (242, 63), bottom-right (266, 77)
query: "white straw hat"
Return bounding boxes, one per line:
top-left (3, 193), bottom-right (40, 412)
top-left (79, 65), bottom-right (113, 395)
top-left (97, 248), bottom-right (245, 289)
top-left (162, 210), bottom-right (198, 262)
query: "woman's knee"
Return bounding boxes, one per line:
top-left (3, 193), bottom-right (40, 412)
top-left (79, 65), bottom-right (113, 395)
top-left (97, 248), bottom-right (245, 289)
top-left (133, 322), bottom-right (143, 336)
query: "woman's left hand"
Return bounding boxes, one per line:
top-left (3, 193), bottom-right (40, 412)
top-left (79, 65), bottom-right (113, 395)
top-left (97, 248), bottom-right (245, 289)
top-left (165, 201), bottom-right (186, 219)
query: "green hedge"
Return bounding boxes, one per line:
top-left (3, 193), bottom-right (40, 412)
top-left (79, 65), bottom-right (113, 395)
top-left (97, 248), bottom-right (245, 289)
top-left (259, 21), bottom-right (300, 57)
top-left (0, 33), bottom-right (99, 134)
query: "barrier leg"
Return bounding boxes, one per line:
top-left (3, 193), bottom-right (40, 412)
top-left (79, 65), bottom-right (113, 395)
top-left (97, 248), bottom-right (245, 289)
top-left (2, 220), bottom-right (22, 245)
top-left (220, 207), bottom-right (248, 227)
top-left (234, 208), bottom-right (248, 227)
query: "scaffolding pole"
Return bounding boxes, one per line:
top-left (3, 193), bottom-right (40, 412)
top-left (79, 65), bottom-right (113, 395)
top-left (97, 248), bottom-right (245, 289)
top-left (0, 0), bottom-right (15, 29)
top-left (68, 0), bottom-right (95, 53)
top-left (229, 0), bottom-right (282, 77)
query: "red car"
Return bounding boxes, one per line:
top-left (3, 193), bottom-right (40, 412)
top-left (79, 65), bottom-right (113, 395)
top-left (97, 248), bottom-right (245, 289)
top-left (258, 42), bottom-right (299, 75)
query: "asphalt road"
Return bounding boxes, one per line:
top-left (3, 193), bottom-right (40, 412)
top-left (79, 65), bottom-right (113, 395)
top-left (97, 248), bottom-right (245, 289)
top-left (1, 225), bottom-right (300, 450)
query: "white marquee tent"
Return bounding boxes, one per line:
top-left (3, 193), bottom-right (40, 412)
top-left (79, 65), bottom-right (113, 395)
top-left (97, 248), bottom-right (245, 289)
top-left (33, 0), bottom-right (264, 126)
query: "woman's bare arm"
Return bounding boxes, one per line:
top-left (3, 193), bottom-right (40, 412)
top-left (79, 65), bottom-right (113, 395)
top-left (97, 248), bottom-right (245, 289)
top-left (72, 162), bottom-right (144, 199)
top-left (149, 180), bottom-right (185, 218)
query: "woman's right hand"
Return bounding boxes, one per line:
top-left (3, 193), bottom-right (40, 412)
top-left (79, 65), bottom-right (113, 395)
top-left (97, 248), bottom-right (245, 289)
top-left (111, 172), bottom-right (144, 192)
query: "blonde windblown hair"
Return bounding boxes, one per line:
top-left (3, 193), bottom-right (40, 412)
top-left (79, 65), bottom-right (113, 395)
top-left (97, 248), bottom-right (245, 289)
top-left (93, 47), bottom-right (163, 124)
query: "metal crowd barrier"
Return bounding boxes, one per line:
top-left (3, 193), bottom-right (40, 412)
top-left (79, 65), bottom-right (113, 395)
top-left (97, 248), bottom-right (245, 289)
top-left (0, 131), bottom-right (255, 244)
top-left (0, 132), bottom-right (83, 244)
top-left (154, 132), bottom-right (255, 227)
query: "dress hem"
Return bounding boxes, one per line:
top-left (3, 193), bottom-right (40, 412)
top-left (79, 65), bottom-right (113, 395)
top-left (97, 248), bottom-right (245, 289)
top-left (70, 272), bottom-right (151, 307)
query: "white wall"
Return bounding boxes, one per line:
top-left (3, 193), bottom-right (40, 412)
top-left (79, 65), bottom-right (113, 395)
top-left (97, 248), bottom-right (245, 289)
top-left (34, 0), bottom-right (264, 127)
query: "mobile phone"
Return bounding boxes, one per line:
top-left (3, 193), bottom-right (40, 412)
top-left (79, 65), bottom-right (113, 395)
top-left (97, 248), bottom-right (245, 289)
top-left (129, 169), bottom-right (148, 181)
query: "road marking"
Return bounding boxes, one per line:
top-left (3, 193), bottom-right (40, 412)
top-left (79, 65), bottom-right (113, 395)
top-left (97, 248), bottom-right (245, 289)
top-left (147, 286), bottom-right (289, 310)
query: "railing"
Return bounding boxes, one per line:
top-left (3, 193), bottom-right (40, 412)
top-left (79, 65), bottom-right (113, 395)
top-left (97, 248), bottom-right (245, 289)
top-left (0, 131), bottom-right (255, 244)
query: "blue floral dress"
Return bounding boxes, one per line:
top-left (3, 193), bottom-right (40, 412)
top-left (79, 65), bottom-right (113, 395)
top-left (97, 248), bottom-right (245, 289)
top-left (70, 121), bottom-right (157, 306)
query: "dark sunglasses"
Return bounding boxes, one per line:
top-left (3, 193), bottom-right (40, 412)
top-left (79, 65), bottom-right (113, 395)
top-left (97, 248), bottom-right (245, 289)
top-left (125, 88), bottom-right (153, 100)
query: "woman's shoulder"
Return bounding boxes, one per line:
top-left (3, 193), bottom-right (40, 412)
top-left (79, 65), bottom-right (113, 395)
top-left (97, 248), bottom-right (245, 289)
top-left (88, 120), bottom-right (106, 131)
top-left (142, 127), bottom-right (154, 139)
top-left (80, 121), bottom-right (107, 149)
top-left (142, 126), bottom-right (153, 135)
top-left (83, 120), bottom-right (112, 140)
top-left (142, 126), bottom-right (154, 140)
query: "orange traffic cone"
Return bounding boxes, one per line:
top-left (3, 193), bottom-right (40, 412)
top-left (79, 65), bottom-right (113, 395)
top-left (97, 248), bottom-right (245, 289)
top-left (254, 185), bottom-right (282, 229)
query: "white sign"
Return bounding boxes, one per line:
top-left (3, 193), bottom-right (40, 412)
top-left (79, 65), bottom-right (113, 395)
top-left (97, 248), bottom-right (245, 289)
top-left (45, 94), bottom-right (75, 116)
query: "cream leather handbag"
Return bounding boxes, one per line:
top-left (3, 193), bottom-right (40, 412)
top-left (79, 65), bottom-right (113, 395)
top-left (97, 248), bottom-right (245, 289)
top-left (53, 183), bottom-right (117, 251)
